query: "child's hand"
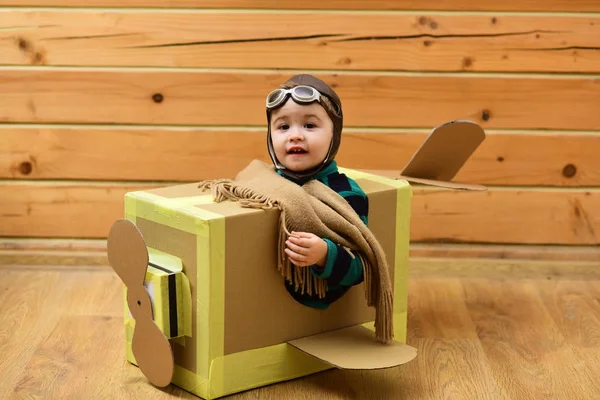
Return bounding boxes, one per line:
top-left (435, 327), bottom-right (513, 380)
top-left (285, 231), bottom-right (328, 268)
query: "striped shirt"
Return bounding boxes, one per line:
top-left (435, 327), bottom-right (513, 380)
top-left (277, 160), bottom-right (369, 309)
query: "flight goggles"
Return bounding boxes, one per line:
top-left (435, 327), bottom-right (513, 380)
top-left (265, 85), bottom-right (341, 115)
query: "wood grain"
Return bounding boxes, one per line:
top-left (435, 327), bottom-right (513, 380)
top-left (410, 243), bottom-right (600, 262)
top-left (0, 249), bottom-right (110, 266)
top-left (0, 238), bottom-right (107, 252)
top-left (0, 270), bottom-right (64, 396)
top-left (1, 181), bottom-right (599, 244)
top-left (0, 0), bottom-right (598, 12)
top-left (1, 69), bottom-right (600, 130)
top-left (2, 265), bottom-right (599, 399)
top-left (407, 278), bottom-right (478, 339)
top-left (0, 181), bottom-right (155, 238)
top-left (3, 11), bottom-right (599, 72)
top-left (2, 126), bottom-right (600, 186)
top-left (400, 338), bottom-right (505, 399)
top-left (411, 187), bottom-right (600, 245)
top-left (0, 267), bottom-right (196, 399)
top-left (463, 278), bottom-right (600, 399)
top-left (0, 127), bottom-right (270, 182)
top-left (12, 317), bottom-right (139, 398)
top-left (538, 280), bottom-right (600, 348)
top-left (410, 258), bottom-right (600, 280)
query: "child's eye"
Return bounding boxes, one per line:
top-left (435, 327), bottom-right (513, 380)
top-left (278, 124), bottom-right (289, 130)
top-left (305, 123), bottom-right (316, 129)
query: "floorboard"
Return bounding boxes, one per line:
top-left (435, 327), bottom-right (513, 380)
top-left (1, 264), bottom-right (599, 399)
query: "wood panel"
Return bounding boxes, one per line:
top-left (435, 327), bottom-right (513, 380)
top-left (0, 127), bottom-right (270, 182)
top-left (0, 181), bottom-right (148, 239)
top-left (0, 0), bottom-right (598, 12)
top-left (1, 69), bottom-right (600, 130)
top-left (0, 249), bottom-right (110, 267)
top-left (0, 238), bottom-right (107, 252)
top-left (412, 188), bottom-right (599, 245)
top-left (1, 182), bottom-right (598, 244)
top-left (2, 126), bottom-right (599, 186)
top-left (410, 258), bottom-right (600, 280)
top-left (2, 11), bottom-right (599, 72)
top-left (409, 243), bottom-right (600, 263)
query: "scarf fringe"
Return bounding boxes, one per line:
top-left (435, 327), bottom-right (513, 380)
top-left (199, 180), bottom-right (279, 210)
top-left (357, 252), bottom-right (393, 344)
top-left (375, 290), bottom-right (394, 344)
top-left (200, 179), bottom-right (329, 299)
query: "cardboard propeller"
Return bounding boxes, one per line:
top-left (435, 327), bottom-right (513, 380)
top-left (380, 120), bottom-right (487, 191)
top-left (107, 219), bottom-right (175, 387)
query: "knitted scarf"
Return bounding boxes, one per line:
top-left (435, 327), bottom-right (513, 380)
top-left (198, 160), bottom-right (394, 344)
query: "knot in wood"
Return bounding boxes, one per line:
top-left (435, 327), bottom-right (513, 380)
top-left (562, 164), bottom-right (577, 178)
top-left (481, 109), bottom-right (491, 121)
top-left (19, 161), bottom-right (33, 175)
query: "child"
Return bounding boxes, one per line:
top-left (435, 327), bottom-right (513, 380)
top-left (265, 74), bottom-right (369, 309)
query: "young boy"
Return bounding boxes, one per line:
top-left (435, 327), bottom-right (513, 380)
top-left (265, 74), bottom-right (369, 309)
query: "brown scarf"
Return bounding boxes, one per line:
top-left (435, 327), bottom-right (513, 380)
top-left (198, 160), bottom-right (394, 344)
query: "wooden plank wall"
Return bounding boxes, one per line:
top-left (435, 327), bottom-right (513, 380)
top-left (1, 2), bottom-right (599, 260)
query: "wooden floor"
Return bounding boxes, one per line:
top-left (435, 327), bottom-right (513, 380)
top-left (1, 260), bottom-right (600, 400)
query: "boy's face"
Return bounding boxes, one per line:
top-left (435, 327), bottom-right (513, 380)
top-left (270, 100), bottom-right (334, 172)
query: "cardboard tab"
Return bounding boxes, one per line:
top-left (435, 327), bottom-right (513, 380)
top-left (396, 175), bottom-right (487, 191)
top-left (288, 326), bottom-right (417, 370)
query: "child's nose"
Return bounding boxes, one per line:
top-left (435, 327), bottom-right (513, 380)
top-left (288, 126), bottom-right (305, 141)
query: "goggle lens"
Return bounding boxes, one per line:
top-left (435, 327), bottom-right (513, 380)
top-left (267, 90), bottom-right (285, 106)
top-left (292, 85), bottom-right (316, 100)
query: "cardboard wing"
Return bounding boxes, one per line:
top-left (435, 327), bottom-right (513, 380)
top-left (288, 326), bottom-right (417, 369)
top-left (364, 120), bottom-right (487, 191)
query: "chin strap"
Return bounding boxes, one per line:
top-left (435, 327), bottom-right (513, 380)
top-left (276, 162), bottom-right (328, 183)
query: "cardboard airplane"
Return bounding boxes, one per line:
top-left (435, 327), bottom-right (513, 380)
top-left (107, 120), bottom-right (485, 399)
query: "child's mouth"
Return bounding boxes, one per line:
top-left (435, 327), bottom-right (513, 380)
top-left (287, 147), bottom-right (308, 155)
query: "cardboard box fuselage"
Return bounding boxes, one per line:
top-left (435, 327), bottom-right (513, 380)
top-left (123, 169), bottom-right (411, 399)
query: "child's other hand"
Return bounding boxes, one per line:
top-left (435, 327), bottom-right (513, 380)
top-left (285, 231), bottom-right (328, 268)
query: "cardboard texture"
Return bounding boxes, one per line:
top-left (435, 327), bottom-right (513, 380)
top-left (398, 120), bottom-right (487, 191)
top-left (118, 169), bottom-right (412, 399)
top-left (288, 325), bottom-right (417, 369)
top-left (107, 220), bottom-right (174, 387)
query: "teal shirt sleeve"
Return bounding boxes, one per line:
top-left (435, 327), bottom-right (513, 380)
top-left (310, 239), bottom-right (365, 286)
